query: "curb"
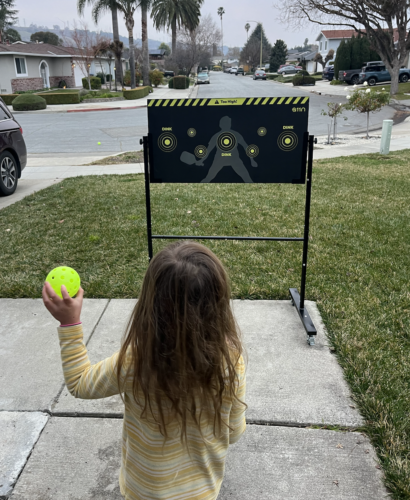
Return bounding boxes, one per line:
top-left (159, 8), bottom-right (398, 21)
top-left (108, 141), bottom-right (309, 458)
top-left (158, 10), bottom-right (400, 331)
top-left (67, 105), bottom-right (147, 113)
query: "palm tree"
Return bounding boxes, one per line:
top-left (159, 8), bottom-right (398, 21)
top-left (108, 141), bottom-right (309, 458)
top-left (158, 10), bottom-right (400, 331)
top-left (245, 22), bottom-right (250, 41)
top-left (140, 0), bottom-right (151, 86)
top-left (217, 7), bottom-right (224, 58)
top-left (151, 0), bottom-right (201, 56)
top-left (77, 0), bottom-right (123, 87)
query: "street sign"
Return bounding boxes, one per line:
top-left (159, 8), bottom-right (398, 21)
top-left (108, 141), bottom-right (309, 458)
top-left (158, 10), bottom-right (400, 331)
top-left (147, 97), bottom-right (309, 184)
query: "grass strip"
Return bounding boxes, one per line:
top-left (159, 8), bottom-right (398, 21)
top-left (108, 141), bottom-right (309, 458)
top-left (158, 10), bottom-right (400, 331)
top-left (0, 150), bottom-right (410, 497)
top-left (85, 150), bottom-right (144, 165)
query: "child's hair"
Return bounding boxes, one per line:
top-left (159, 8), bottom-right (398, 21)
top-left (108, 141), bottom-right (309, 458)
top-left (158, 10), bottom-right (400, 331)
top-left (116, 241), bottom-right (247, 447)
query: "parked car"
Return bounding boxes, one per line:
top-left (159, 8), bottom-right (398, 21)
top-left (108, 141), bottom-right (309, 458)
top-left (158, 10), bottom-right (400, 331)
top-left (338, 61), bottom-right (384, 85)
top-left (322, 65), bottom-right (335, 81)
top-left (229, 67), bottom-right (238, 74)
top-left (196, 72), bottom-right (210, 84)
top-left (359, 64), bottom-right (410, 86)
top-left (278, 65), bottom-right (300, 75)
top-left (161, 70), bottom-right (175, 78)
top-left (0, 97), bottom-right (27, 196)
top-left (253, 69), bottom-right (266, 80)
top-left (236, 68), bottom-right (245, 76)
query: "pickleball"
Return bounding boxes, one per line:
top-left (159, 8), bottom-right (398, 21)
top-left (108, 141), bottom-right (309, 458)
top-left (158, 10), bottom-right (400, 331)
top-left (46, 267), bottom-right (81, 298)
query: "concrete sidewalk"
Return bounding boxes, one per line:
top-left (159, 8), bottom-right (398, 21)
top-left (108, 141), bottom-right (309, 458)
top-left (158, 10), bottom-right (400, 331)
top-left (1, 299), bottom-right (389, 499)
top-left (8, 84), bottom-right (196, 114)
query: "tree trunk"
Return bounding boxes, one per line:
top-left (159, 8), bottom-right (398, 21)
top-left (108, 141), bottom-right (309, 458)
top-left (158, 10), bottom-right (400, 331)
top-left (171, 17), bottom-right (176, 56)
top-left (366, 112), bottom-right (370, 139)
top-left (141, 5), bottom-right (150, 87)
top-left (111, 7), bottom-right (123, 87)
top-left (388, 64), bottom-right (400, 96)
top-left (128, 30), bottom-right (136, 89)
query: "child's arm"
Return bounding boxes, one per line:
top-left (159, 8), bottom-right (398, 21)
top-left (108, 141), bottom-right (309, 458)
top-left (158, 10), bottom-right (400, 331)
top-left (42, 282), bottom-right (127, 399)
top-left (57, 324), bottom-right (125, 399)
top-left (228, 355), bottom-right (247, 444)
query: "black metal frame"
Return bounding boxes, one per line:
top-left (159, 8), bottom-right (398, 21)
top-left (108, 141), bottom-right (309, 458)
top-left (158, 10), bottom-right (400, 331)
top-left (140, 133), bottom-right (317, 344)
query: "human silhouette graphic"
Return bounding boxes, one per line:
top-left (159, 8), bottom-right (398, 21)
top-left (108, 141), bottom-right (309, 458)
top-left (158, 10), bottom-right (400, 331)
top-left (196, 116), bottom-right (258, 183)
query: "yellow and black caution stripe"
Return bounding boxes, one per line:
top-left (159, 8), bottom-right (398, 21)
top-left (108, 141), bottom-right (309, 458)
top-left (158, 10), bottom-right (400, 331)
top-left (148, 97), bottom-right (309, 107)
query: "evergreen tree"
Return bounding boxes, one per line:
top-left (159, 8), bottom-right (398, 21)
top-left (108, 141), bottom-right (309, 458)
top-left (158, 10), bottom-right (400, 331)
top-left (351, 35), bottom-right (363, 69)
top-left (359, 36), bottom-right (370, 67)
top-left (0, 0), bottom-right (18, 42)
top-left (240, 23), bottom-right (271, 69)
top-left (334, 39), bottom-right (349, 76)
top-left (4, 27), bottom-right (20, 42)
top-left (269, 39), bottom-right (287, 72)
top-left (30, 31), bottom-right (62, 45)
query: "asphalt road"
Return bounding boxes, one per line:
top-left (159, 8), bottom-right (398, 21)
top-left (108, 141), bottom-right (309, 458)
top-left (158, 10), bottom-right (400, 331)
top-left (17, 72), bottom-right (396, 155)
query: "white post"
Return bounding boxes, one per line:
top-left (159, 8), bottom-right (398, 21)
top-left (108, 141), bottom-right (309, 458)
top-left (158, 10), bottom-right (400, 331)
top-left (380, 120), bottom-right (393, 155)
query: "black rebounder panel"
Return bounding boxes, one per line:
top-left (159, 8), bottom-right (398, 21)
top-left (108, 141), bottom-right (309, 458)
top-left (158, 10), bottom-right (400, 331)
top-left (147, 96), bottom-right (309, 184)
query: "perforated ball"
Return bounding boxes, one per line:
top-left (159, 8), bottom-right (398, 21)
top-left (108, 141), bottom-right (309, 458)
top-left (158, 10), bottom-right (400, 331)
top-left (46, 267), bottom-right (81, 298)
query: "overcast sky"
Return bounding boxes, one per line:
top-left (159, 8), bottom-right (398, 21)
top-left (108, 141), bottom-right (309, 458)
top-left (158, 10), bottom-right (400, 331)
top-left (15, 0), bottom-right (318, 48)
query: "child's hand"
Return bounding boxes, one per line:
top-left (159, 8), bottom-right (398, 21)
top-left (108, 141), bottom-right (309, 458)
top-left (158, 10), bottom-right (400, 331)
top-left (42, 281), bottom-right (84, 325)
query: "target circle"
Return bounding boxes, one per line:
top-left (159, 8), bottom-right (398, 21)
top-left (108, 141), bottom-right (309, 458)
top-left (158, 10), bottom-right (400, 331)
top-left (194, 145), bottom-right (207, 158)
top-left (217, 132), bottom-right (237, 152)
top-left (257, 127), bottom-right (267, 137)
top-left (187, 128), bottom-right (196, 137)
top-left (278, 131), bottom-right (298, 152)
top-left (158, 132), bottom-right (177, 153)
top-left (246, 145), bottom-right (259, 158)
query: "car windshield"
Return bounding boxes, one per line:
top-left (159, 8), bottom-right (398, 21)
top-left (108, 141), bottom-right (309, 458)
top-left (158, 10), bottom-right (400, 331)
top-left (198, 74), bottom-right (208, 79)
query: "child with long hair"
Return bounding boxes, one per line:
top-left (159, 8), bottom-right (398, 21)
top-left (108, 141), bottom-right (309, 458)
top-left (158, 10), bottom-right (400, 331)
top-left (42, 241), bottom-right (247, 500)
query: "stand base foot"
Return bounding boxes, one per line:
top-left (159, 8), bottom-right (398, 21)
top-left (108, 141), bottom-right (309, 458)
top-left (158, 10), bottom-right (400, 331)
top-left (289, 288), bottom-right (317, 344)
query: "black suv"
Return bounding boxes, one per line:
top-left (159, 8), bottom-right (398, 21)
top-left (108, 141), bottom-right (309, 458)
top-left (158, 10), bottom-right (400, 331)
top-left (236, 68), bottom-right (245, 76)
top-left (0, 97), bottom-right (27, 196)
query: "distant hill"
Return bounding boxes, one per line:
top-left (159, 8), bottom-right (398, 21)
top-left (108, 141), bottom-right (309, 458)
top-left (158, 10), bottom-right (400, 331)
top-left (13, 25), bottom-right (164, 50)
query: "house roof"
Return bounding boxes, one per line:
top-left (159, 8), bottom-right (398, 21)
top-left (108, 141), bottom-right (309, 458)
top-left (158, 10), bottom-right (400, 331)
top-left (317, 28), bottom-right (400, 43)
top-left (0, 42), bottom-right (72, 57)
top-left (298, 50), bottom-right (318, 61)
top-left (149, 49), bottom-right (165, 56)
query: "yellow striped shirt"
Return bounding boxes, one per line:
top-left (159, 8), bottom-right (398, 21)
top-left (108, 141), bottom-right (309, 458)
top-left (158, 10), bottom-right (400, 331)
top-left (57, 325), bottom-right (247, 500)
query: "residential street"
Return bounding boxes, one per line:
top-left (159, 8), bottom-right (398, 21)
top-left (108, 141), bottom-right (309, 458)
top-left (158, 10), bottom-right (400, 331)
top-left (16, 71), bottom-right (397, 155)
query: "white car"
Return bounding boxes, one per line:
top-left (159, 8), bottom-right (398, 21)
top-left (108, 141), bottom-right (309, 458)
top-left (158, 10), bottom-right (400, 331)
top-left (230, 67), bottom-right (238, 74)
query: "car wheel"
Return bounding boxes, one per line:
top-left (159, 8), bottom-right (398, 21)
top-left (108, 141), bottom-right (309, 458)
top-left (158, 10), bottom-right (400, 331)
top-left (263, 78), bottom-right (266, 80)
top-left (399, 74), bottom-right (409, 83)
top-left (351, 75), bottom-right (360, 85)
top-left (368, 77), bottom-right (377, 86)
top-left (0, 151), bottom-right (18, 196)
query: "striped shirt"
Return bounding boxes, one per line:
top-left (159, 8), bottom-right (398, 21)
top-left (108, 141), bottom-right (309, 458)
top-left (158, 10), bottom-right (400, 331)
top-left (57, 325), bottom-right (247, 500)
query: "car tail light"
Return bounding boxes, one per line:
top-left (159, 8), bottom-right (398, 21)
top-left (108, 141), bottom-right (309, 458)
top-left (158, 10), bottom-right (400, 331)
top-left (19, 127), bottom-right (23, 135)
top-left (343, 72), bottom-right (347, 76)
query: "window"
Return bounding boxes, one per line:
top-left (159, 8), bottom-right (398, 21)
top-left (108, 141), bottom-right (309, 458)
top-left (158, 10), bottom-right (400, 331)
top-left (15, 57), bottom-right (27, 76)
top-left (325, 41), bottom-right (327, 50)
top-left (125, 61), bottom-right (130, 70)
top-left (320, 42), bottom-right (322, 50)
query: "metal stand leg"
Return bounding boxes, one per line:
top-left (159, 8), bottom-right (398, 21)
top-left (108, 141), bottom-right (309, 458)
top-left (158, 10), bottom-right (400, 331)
top-left (289, 134), bottom-right (317, 345)
top-left (141, 136), bottom-right (153, 261)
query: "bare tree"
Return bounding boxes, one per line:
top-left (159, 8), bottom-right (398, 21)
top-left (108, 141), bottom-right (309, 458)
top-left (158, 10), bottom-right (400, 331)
top-left (64, 21), bottom-right (97, 90)
top-left (176, 14), bottom-right (221, 75)
top-left (276, 0), bottom-right (410, 95)
top-left (93, 35), bottom-right (113, 89)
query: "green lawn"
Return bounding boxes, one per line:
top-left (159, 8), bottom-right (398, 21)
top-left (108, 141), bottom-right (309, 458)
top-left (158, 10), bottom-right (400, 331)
top-left (1, 151), bottom-right (410, 497)
top-left (382, 82), bottom-right (410, 100)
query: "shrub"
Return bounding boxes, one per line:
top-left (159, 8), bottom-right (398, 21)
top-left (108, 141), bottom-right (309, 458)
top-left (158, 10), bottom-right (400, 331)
top-left (12, 94), bottom-right (47, 111)
top-left (173, 76), bottom-right (190, 89)
top-left (292, 74), bottom-right (315, 86)
top-left (267, 74), bottom-right (280, 80)
top-left (1, 94), bottom-right (19, 105)
top-left (149, 70), bottom-right (164, 87)
top-left (123, 86), bottom-right (151, 100)
top-left (35, 92), bottom-right (80, 104)
top-left (82, 76), bottom-right (101, 90)
top-left (213, 66), bottom-right (222, 71)
top-left (330, 79), bottom-right (345, 86)
top-left (96, 72), bottom-right (105, 84)
top-left (313, 71), bottom-right (323, 76)
top-left (298, 70), bottom-right (310, 76)
top-left (168, 77), bottom-right (174, 89)
top-left (123, 70), bottom-right (142, 87)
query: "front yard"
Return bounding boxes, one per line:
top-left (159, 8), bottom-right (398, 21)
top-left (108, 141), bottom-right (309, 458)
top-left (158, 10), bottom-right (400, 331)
top-left (0, 150), bottom-right (409, 497)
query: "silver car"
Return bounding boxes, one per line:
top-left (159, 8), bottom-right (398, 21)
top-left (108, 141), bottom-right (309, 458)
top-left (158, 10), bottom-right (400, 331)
top-left (196, 72), bottom-right (210, 84)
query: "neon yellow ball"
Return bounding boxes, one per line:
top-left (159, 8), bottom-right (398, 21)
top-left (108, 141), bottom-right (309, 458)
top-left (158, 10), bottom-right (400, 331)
top-left (46, 266), bottom-right (81, 298)
top-left (98, 142), bottom-right (101, 145)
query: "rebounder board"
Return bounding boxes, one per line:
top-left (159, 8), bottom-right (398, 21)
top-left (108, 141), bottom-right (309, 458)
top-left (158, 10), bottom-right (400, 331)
top-left (147, 96), bottom-right (309, 184)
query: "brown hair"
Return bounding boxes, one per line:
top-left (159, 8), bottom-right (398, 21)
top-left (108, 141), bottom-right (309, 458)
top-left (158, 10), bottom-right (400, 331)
top-left (116, 241), bottom-right (247, 449)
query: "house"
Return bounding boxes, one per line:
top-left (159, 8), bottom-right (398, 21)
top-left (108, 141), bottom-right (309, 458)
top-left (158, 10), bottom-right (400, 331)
top-left (315, 28), bottom-right (409, 68)
top-left (297, 50), bottom-right (319, 73)
top-left (0, 41), bottom-right (75, 93)
top-left (149, 49), bottom-right (166, 62)
top-left (0, 41), bottom-right (129, 93)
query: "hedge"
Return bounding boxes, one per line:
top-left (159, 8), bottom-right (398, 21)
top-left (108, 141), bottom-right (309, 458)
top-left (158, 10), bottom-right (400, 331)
top-left (123, 86), bottom-right (152, 100)
top-left (12, 94), bottom-right (47, 111)
top-left (168, 76), bottom-right (190, 89)
top-left (0, 94), bottom-right (19, 105)
top-left (82, 76), bottom-right (102, 90)
top-left (35, 92), bottom-right (80, 105)
top-left (292, 74), bottom-right (316, 86)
